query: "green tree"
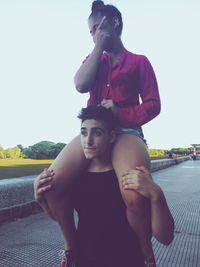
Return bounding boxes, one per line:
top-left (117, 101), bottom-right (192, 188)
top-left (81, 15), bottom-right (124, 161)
top-left (0, 146), bottom-right (6, 159)
top-left (23, 141), bottom-right (65, 159)
top-left (4, 146), bottom-right (21, 159)
top-left (49, 142), bottom-right (66, 158)
top-left (17, 144), bottom-right (24, 152)
top-left (148, 149), bottom-right (167, 157)
top-left (170, 147), bottom-right (191, 155)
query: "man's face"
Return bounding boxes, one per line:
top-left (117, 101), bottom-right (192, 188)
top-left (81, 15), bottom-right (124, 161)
top-left (80, 119), bottom-right (115, 160)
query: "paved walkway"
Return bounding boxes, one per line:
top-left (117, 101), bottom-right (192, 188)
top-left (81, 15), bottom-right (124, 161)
top-left (0, 159), bottom-right (200, 267)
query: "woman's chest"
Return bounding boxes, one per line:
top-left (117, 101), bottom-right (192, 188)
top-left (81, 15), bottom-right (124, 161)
top-left (96, 63), bottom-right (139, 104)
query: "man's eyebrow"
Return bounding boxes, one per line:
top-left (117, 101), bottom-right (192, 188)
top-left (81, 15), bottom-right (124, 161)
top-left (92, 127), bottom-right (104, 131)
top-left (80, 127), bottom-right (104, 131)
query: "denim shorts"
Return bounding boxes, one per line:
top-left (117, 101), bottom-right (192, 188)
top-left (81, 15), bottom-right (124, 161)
top-left (115, 126), bottom-right (147, 144)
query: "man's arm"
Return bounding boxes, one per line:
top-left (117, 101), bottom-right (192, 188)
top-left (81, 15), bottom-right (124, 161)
top-left (121, 166), bottom-right (174, 245)
top-left (150, 186), bottom-right (174, 245)
top-left (33, 169), bottom-right (56, 220)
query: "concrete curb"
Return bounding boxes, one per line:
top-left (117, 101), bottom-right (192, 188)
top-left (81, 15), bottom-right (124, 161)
top-left (0, 202), bottom-right (42, 224)
top-left (0, 157), bottom-right (190, 224)
top-left (151, 156), bottom-right (189, 172)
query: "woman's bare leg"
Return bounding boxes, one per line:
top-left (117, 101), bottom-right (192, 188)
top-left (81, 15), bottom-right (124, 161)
top-left (112, 134), bottom-right (155, 263)
top-left (44, 135), bottom-right (89, 250)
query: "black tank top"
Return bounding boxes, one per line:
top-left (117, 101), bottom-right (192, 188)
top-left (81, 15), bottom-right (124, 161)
top-left (72, 170), bottom-right (144, 267)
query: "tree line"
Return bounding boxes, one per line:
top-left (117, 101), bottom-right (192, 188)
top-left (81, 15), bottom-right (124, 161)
top-left (149, 147), bottom-right (195, 158)
top-left (0, 141), bottom-right (66, 159)
top-left (0, 142), bottom-right (197, 160)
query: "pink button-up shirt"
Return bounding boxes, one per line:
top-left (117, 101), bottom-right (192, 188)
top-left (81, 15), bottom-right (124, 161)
top-left (87, 49), bottom-right (161, 128)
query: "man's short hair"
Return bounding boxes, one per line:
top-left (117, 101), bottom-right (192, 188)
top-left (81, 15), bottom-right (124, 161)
top-left (77, 105), bottom-right (117, 131)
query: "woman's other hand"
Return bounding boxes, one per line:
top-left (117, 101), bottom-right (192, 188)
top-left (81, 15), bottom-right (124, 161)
top-left (34, 168), bottom-right (54, 204)
top-left (121, 166), bottom-right (161, 200)
top-left (101, 99), bottom-right (117, 116)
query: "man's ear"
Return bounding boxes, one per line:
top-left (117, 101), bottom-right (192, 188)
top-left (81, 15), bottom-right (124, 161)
top-left (109, 130), bottom-right (117, 144)
top-left (112, 16), bottom-right (120, 29)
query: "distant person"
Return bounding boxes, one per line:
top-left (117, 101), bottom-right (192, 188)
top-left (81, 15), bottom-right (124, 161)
top-left (168, 153), bottom-right (173, 159)
top-left (192, 154), bottom-right (196, 160)
top-left (34, 106), bottom-right (174, 267)
top-left (40, 1), bottom-right (161, 264)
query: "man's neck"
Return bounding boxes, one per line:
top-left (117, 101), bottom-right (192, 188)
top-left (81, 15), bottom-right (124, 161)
top-left (88, 153), bottom-right (113, 172)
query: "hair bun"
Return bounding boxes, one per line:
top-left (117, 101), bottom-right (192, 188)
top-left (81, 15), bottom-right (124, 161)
top-left (91, 0), bottom-right (104, 12)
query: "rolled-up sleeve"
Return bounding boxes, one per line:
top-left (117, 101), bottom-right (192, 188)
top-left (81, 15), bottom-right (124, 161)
top-left (117, 56), bottom-right (161, 127)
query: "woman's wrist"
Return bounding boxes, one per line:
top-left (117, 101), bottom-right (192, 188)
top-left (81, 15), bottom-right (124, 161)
top-left (150, 184), bottom-right (163, 202)
top-left (93, 44), bottom-right (104, 54)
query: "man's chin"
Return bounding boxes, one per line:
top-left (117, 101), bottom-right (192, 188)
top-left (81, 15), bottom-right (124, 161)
top-left (84, 153), bottom-right (94, 160)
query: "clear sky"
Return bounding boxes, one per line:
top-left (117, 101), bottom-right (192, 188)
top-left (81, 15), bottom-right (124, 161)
top-left (1, 0), bottom-right (199, 150)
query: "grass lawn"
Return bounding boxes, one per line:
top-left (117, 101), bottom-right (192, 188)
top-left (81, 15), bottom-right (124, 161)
top-left (0, 156), bottom-right (171, 180)
top-left (0, 159), bottom-right (53, 179)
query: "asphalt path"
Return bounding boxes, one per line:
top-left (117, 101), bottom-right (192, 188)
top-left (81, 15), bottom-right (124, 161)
top-left (0, 159), bottom-right (200, 267)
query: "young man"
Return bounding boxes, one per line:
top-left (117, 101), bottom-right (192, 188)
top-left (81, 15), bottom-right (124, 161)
top-left (34, 106), bottom-right (174, 267)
